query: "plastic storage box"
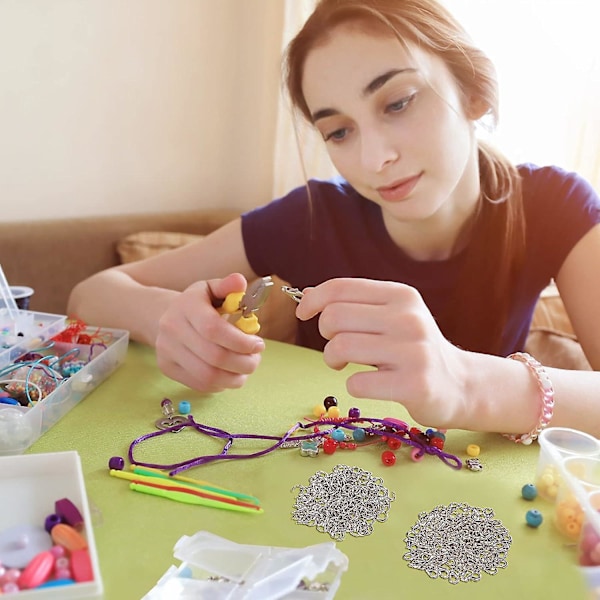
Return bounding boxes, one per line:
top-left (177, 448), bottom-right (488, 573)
top-left (0, 311), bottom-right (66, 370)
top-left (0, 450), bottom-right (103, 597)
top-left (0, 318), bottom-right (129, 456)
top-left (536, 427), bottom-right (600, 593)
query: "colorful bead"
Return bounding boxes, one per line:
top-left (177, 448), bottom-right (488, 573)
top-left (178, 400), bottom-right (191, 415)
top-left (348, 407), bottom-right (360, 418)
top-left (429, 437), bottom-right (444, 450)
top-left (381, 450), bottom-right (396, 466)
top-left (323, 396), bottom-right (338, 410)
top-left (525, 509), bottom-right (543, 527)
top-left (410, 447), bottom-right (424, 462)
top-left (386, 437), bottom-right (402, 450)
top-left (327, 406), bottom-right (341, 419)
top-left (322, 438), bottom-right (337, 454)
top-left (313, 405), bottom-right (326, 418)
top-left (466, 444), bottom-right (480, 457)
top-left (352, 428), bottom-right (366, 442)
top-left (331, 429), bottom-right (346, 442)
top-left (521, 483), bottom-right (538, 501)
top-left (108, 456), bottom-right (124, 471)
top-left (300, 440), bottom-right (319, 457)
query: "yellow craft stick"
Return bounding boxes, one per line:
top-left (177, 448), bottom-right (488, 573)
top-left (129, 465), bottom-right (261, 505)
top-left (129, 483), bottom-right (264, 514)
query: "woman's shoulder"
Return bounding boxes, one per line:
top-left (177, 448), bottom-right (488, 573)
top-left (518, 163), bottom-right (596, 196)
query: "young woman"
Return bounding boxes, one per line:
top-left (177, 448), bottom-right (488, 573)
top-left (68, 0), bottom-right (600, 440)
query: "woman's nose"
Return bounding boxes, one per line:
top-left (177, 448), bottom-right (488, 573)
top-left (360, 125), bottom-right (399, 173)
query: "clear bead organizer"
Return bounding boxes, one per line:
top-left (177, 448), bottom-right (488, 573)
top-left (535, 427), bottom-right (600, 592)
top-left (0, 310), bottom-right (129, 456)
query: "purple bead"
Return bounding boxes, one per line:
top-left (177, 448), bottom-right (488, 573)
top-left (348, 407), bottom-right (361, 418)
top-left (108, 456), bottom-right (125, 471)
top-left (44, 513), bottom-right (63, 533)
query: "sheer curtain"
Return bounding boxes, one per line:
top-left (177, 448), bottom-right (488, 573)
top-left (272, 0), bottom-right (600, 198)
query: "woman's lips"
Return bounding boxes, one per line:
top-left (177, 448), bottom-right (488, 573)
top-left (377, 173), bottom-right (422, 202)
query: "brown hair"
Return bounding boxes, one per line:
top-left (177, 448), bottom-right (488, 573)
top-left (283, 0), bottom-right (525, 354)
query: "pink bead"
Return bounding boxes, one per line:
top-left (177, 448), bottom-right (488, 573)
top-left (411, 447), bottom-right (424, 462)
top-left (4, 568), bottom-right (20, 583)
top-left (2, 581), bottom-right (20, 593)
top-left (17, 551), bottom-right (54, 589)
top-left (50, 544), bottom-right (66, 558)
top-left (55, 556), bottom-right (70, 570)
top-left (55, 567), bottom-right (72, 580)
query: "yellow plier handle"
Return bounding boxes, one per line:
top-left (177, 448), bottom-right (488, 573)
top-left (218, 276), bottom-right (273, 335)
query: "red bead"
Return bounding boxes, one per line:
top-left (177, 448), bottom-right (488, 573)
top-left (429, 437), bottom-right (444, 449)
top-left (339, 441), bottom-right (347, 449)
top-left (323, 438), bottom-right (337, 454)
top-left (381, 450), bottom-right (396, 466)
top-left (386, 437), bottom-right (402, 450)
top-left (347, 442), bottom-right (357, 450)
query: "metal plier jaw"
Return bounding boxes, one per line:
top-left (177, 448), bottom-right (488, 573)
top-left (219, 276), bottom-right (274, 334)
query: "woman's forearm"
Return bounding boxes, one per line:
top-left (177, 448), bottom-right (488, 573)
top-left (67, 268), bottom-right (177, 346)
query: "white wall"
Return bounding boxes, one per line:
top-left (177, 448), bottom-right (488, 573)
top-left (0, 0), bottom-right (285, 222)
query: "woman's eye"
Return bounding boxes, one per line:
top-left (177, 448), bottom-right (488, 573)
top-left (323, 128), bottom-right (348, 142)
top-left (386, 93), bottom-right (416, 114)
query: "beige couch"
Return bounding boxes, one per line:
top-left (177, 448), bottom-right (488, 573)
top-left (0, 209), bottom-right (240, 315)
top-left (0, 210), bottom-right (590, 369)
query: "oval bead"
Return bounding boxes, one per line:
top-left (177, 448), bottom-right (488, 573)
top-left (50, 523), bottom-right (88, 552)
top-left (18, 550), bottom-right (55, 589)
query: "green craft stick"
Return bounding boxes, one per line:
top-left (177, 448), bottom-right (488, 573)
top-left (130, 482), bottom-right (264, 514)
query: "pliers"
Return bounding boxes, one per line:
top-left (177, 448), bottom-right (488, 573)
top-left (218, 276), bottom-right (274, 334)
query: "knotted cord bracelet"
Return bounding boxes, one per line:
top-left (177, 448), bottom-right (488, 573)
top-left (502, 352), bottom-right (555, 445)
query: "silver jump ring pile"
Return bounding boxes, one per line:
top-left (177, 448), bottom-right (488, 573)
top-left (403, 502), bottom-right (512, 584)
top-left (291, 464), bottom-right (395, 541)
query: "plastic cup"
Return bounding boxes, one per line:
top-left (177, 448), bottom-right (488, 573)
top-left (554, 456), bottom-right (600, 540)
top-left (9, 286), bottom-right (34, 310)
top-left (578, 491), bottom-right (600, 567)
top-left (536, 428), bottom-right (600, 502)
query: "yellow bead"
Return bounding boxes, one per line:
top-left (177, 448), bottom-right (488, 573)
top-left (466, 444), bottom-right (480, 457)
top-left (313, 405), bottom-right (326, 418)
top-left (327, 406), bottom-right (341, 418)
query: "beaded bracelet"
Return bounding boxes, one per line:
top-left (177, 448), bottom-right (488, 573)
top-left (502, 352), bottom-right (555, 445)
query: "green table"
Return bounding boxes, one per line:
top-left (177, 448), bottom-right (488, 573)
top-left (29, 341), bottom-right (590, 599)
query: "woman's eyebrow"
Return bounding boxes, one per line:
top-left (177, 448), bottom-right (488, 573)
top-left (310, 67), bottom-right (417, 123)
top-left (362, 67), bottom-right (417, 96)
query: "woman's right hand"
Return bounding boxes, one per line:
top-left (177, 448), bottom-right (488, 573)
top-left (154, 272), bottom-right (266, 393)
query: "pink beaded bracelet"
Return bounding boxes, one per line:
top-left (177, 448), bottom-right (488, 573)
top-left (502, 352), bottom-right (555, 445)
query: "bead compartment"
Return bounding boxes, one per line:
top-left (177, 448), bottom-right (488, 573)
top-left (0, 451), bottom-right (103, 597)
top-left (536, 428), bottom-right (600, 573)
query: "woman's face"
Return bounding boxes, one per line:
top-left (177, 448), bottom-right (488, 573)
top-left (301, 25), bottom-right (480, 227)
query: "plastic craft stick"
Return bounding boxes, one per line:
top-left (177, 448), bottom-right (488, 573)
top-left (130, 482), bottom-right (264, 514)
top-left (130, 466), bottom-right (261, 505)
top-left (110, 469), bottom-right (260, 509)
top-left (0, 264), bottom-right (18, 320)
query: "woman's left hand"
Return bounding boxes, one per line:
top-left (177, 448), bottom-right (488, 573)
top-left (295, 278), bottom-right (469, 428)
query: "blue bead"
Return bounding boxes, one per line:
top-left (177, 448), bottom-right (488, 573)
top-left (521, 483), bottom-right (538, 501)
top-left (331, 429), bottom-right (346, 442)
top-left (178, 400), bottom-right (191, 415)
top-left (526, 509), bottom-right (543, 527)
top-left (352, 428), bottom-right (366, 442)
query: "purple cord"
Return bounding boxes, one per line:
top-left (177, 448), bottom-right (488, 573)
top-left (128, 414), bottom-right (462, 476)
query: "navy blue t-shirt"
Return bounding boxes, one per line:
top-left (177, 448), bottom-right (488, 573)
top-left (242, 164), bottom-right (600, 355)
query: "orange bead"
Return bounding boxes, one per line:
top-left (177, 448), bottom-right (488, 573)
top-left (50, 523), bottom-right (88, 552)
